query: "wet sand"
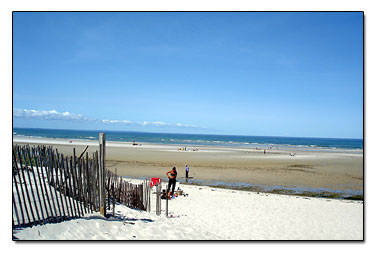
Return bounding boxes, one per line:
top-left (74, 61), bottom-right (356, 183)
top-left (13, 136), bottom-right (363, 194)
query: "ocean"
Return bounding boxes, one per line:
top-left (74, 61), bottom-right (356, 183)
top-left (13, 127), bottom-right (363, 150)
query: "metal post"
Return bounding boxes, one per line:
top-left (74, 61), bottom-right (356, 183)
top-left (99, 133), bottom-right (106, 217)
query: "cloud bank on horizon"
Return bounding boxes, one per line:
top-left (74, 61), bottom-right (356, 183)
top-left (13, 108), bottom-right (203, 129)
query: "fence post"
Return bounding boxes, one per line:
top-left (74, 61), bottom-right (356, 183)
top-left (166, 184), bottom-right (169, 217)
top-left (148, 183), bottom-right (151, 213)
top-left (113, 168), bottom-right (117, 216)
top-left (99, 133), bottom-right (106, 217)
top-left (156, 182), bottom-right (161, 216)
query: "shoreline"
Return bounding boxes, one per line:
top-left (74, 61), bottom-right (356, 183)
top-left (13, 136), bottom-right (364, 200)
top-left (12, 134), bottom-right (363, 152)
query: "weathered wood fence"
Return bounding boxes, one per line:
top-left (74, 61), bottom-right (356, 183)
top-left (12, 143), bottom-right (151, 229)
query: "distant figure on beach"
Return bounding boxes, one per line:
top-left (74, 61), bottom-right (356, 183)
top-left (185, 164), bottom-right (189, 178)
top-left (166, 166), bottom-right (177, 196)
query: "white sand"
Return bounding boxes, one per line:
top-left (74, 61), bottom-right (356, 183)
top-left (13, 179), bottom-right (363, 240)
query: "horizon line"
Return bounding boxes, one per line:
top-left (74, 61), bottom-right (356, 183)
top-left (12, 126), bottom-right (364, 140)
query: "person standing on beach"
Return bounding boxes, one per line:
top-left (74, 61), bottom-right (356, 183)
top-left (166, 166), bottom-right (177, 196)
top-left (185, 164), bottom-right (189, 179)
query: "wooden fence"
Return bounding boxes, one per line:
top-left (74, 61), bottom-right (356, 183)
top-left (12, 144), bottom-right (152, 229)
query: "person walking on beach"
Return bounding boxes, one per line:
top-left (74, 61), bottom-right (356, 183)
top-left (166, 166), bottom-right (177, 196)
top-left (185, 164), bottom-right (189, 179)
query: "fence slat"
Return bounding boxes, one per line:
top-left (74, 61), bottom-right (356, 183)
top-left (37, 146), bottom-right (58, 223)
top-left (59, 155), bottom-right (69, 219)
top-left (69, 156), bottom-right (80, 217)
top-left (73, 149), bottom-right (84, 217)
top-left (107, 170), bottom-right (111, 210)
top-left (55, 150), bottom-right (67, 218)
top-left (76, 151), bottom-right (84, 216)
top-left (99, 134), bottom-right (106, 217)
top-left (51, 150), bottom-right (66, 220)
top-left (81, 157), bottom-right (89, 214)
top-left (12, 150), bottom-right (26, 227)
top-left (26, 147), bottom-right (45, 222)
top-left (56, 151), bottom-right (70, 219)
top-left (118, 176), bottom-right (122, 203)
top-left (44, 148), bottom-right (59, 222)
top-left (91, 153), bottom-right (97, 212)
top-left (95, 151), bottom-right (100, 212)
top-left (32, 147), bottom-right (50, 221)
top-left (81, 158), bottom-right (88, 214)
top-left (112, 173), bottom-right (115, 216)
top-left (80, 158), bottom-right (87, 214)
top-left (86, 152), bottom-right (93, 213)
top-left (49, 149), bottom-right (63, 222)
top-left (13, 191), bottom-right (21, 227)
top-left (16, 147), bottom-right (36, 225)
top-left (68, 157), bottom-right (77, 217)
top-left (22, 146), bottom-right (42, 224)
top-left (62, 155), bottom-right (76, 217)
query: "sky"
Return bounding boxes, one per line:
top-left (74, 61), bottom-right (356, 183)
top-left (12, 12), bottom-right (363, 138)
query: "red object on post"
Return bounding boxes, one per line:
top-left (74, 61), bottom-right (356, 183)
top-left (150, 177), bottom-right (161, 187)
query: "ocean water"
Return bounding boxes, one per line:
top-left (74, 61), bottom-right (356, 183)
top-left (13, 127), bottom-right (363, 150)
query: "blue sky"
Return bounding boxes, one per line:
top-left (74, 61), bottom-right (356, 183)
top-left (13, 12), bottom-right (363, 138)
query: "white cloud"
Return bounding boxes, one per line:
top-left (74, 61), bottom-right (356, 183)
top-left (102, 120), bottom-right (118, 124)
top-left (177, 123), bottom-right (200, 128)
top-left (101, 119), bottom-right (133, 124)
top-left (14, 108), bottom-right (204, 129)
top-left (141, 121), bottom-right (168, 127)
top-left (13, 108), bottom-right (89, 121)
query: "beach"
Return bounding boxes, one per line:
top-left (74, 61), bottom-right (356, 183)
top-left (13, 136), bottom-right (363, 198)
top-left (12, 178), bottom-right (363, 240)
top-left (10, 9), bottom-right (367, 244)
top-left (12, 136), bottom-right (364, 240)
